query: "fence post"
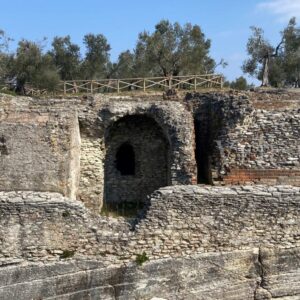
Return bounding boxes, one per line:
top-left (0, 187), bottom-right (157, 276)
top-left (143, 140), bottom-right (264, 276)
top-left (90, 81), bottom-right (93, 94)
top-left (168, 76), bottom-right (172, 89)
top-left (220, 76), bottom-right (224, 89)
top-left (117, 80), bottom-right (120, 93)
top-left (194, 76), bottom-right (197, 91)
top-left (143, 78), bottom-right (146, 92)
top-left (63, 81), bottom-right (66, 95)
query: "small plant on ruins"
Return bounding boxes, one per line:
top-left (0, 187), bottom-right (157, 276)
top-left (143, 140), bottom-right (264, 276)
top-left (60, 249), bottom-right (75, 259)
top-left (62, 210), bottom-right (70, 218)
top-left (135, 252), bottom-right (149, 266)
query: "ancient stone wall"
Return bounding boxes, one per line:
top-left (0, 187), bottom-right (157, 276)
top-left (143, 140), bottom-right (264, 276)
top-left (0, 109), bottom-right (80, 199)
top-left (132, 185), bottom-right (300, 257)
top-left (0, 89), bottom-right (300, 299)
top-left (78, 98), bottom-right (197, 211)
top-left (0, 186), bottom-right (299, 263)
top-left (78, 135), bottom-right (104, 211)
top-left (104, 115), bottom-right (170, 209)
top-left (0, 191), bottom-right (132, 264)
top-left (0, 94), bottom-right (197, 212)
top-left (220, 108), bottom-right (300, 185)
top-left (0, 91), bottom-right (299, 212)
top-left (189, 91), bottom-right (300, 185)
top-left (0, 187), bottom-right (300, 299)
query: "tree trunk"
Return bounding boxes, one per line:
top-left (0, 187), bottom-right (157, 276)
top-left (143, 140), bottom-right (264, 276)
top-left (15, 80), bottom-right (26, 95)
top-left (261, 56), bottom-right (270, 87)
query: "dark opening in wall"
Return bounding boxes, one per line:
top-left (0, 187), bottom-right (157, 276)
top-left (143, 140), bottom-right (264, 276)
top-left (104, 115), bottom-right (170, 217)
top-left (116, 143), bottom-right (135, 175)
top-left (194, 119), bottom-right (212, 184)
top-left (193, 98), bottom-right (225, 184)
top-left (0, 136), bottom-right (8, 156)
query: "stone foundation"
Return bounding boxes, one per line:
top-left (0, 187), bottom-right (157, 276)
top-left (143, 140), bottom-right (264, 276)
top-left (0, 247), bottom-right (300, 299)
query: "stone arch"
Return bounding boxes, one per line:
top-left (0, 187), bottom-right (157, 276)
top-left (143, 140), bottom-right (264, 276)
top-left (104, 114), bottom-right (171, 215)
top-left (78, 100), bottom-right (197, 213)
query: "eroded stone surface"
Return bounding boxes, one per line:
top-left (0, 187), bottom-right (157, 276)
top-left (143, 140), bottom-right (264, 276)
top-left (0, 247), bottom-right (299, 299)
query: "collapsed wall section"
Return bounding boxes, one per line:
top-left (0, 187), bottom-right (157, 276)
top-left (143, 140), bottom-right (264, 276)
top-left (0, 185), bottom-right (299, 263)
top-left (133, 185), bottom-right (300, 257)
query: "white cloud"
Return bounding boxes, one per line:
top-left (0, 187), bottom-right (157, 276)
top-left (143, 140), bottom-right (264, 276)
top-left (258, 0), bottom-right (300, 22)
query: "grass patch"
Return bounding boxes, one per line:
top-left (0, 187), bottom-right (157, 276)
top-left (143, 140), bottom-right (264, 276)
top-left (135, 252), bottom-right (149, 266)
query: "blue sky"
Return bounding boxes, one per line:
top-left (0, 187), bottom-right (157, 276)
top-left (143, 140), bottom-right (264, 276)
top-left (1, 0), bottom-right (300, 84)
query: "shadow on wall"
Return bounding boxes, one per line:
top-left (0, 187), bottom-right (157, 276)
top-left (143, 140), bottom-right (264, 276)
top-left (103, 114), bottom-right (171, 217)
top-left (194, 119), bottom-right (212, 184)
top-left (188, 93), bottom-right (253, 184)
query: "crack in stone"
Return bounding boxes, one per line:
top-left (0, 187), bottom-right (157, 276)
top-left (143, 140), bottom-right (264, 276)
top-left (255, 247), bottom-right (273, 300)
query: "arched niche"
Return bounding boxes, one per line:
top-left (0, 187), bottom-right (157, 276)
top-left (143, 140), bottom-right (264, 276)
top-left (104, 114), bottom-right (170, 216)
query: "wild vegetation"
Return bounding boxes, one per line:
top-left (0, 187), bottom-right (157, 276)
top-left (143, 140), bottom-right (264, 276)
top-left (243, 17), bottom-right (300, 87)
top-left (0, 20), bottom-right (219, 94)
top-left (0, 18), bottom-right (299, 93)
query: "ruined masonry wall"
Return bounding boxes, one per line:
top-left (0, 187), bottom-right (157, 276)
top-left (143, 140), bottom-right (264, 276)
top-left (0, 186), bottom-right (299, 264)
top-left (0, 110), bottom-right (80, 199)
top-left (189, 92), bottom-right (300, 185)
top-left (78, 99), bottom-right (197, 211)
top-left (78, 136), bottom-right (104, 211)
top-left (221, 109), bottom-right (300, 185)
top-left (133, 185), bottom-right (300, 257)
top-left (104, 115), bottom-right (170, 206)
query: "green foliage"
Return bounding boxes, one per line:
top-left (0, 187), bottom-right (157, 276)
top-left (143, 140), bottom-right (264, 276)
top-left (242, 27), bottom-right (273, 78)
top-left (114, 50), bottom-right (135, 78)
top-left (243, 17), bottom-right (300, 87)
top-left (281, 17), bottom-right (300, 87)
top-left (135, 252), bottom-right (149, 266)
top-left (229, 76), bottom-right (251, 90)
top-left (130, 20), bottom-right (216, 77)
top-left (9, 40), bottom-right (60, 93)
top-left (0, 30), bottom-right (11, 82)
top-left (1, 20), bottom-right (223, 92)
top-left (49, 35), bottom-right (81, 80)
top-left (81, 33), bottom-right (111, 79)
top-left (0, 29), bottom-right (10, 53)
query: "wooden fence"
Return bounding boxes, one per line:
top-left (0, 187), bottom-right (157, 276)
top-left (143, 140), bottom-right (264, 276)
top-left (61, 74), bottom-right (223, 94)
top-left (0, 74), bottom-right (223, 96)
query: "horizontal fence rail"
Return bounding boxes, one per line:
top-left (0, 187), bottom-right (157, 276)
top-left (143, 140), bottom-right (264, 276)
top-left (61, 74), bottom-right (223, 95)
